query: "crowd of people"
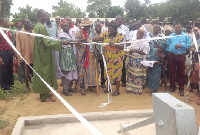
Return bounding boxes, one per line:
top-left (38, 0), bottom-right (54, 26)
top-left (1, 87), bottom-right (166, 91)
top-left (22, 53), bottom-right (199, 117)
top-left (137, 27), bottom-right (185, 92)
top-left (0, 9), bottom-right (199, 103)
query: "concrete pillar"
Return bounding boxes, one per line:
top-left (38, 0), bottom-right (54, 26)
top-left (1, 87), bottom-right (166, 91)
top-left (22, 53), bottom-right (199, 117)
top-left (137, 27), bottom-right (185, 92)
top-left (152, 93), bottom-right (198, 135)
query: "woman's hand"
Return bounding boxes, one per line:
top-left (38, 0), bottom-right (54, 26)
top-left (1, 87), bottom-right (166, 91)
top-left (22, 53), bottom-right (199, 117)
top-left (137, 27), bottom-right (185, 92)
top-left (154, 61), bottom-right (159, 65)
top-left (81, 38), bottom-right (87, 42)
top-left (129, 49), bottom-right (136, 53)
top-left (63, 40), bottom-right (70, 45)
top-left (87, 38), bottom-right (93, 43)
top-left (92, 53), bottom-right (98, 58)
top-left (109, 41), bottom-right (115, 48)
top-left (116, 44), bottom-right (124, 50)
top-left (175, 44), bottom-right (181, 49)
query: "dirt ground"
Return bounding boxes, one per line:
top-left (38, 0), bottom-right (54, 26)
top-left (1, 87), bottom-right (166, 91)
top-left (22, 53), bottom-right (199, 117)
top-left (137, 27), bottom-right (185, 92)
top-left (0, 79), bottom-right (200, 135)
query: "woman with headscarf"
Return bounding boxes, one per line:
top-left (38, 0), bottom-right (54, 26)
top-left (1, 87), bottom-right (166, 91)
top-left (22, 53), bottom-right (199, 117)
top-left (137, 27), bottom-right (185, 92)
top-left (91, 22), bottom-right (125, 96)
top-left (126, 28), bottom-right (150, 95)
top-left (145, 42), bottom-right (168, 93)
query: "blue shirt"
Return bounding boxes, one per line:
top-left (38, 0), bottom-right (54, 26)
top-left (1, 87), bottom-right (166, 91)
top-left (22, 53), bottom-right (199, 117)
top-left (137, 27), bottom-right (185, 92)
top-left (44, 22), bottom-right (58, 39)
top-left (167, 31), bottom-right (191, 54)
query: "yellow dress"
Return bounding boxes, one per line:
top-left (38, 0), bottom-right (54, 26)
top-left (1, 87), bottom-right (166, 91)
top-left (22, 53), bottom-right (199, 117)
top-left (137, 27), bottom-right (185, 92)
top-left (100, 32), bottom-right (125, 82)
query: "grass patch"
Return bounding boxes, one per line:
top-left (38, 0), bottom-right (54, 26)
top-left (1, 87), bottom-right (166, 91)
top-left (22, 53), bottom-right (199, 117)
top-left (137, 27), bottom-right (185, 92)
top-left (0, 109), bottom-right (5, 115)
top-left (0, 74), bottom-right (27, 100)
top-left (0, 120), bottom-right (9, 129)
top-left (17, 114), bottom-right (21, 118)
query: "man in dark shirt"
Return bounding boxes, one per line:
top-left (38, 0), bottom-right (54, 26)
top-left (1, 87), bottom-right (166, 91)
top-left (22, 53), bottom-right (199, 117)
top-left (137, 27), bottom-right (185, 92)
top-left (0, 17), bottom-right (14, 90)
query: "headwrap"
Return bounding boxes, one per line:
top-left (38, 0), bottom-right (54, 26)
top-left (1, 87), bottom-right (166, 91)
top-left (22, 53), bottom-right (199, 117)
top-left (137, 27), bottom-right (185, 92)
top-left (107, 22), bottom-right (117, 31)
top-left (137, 27), bottom-right (150, 39)
top-left (17, 22), bottom-right (22, 25)
top-left (60, 20), bottom-right (68, 26)
top-left (10, 22), bottom-right (14, 25)
top-left (159, 41), bottom-right (168, 50)
top-left (138, 28), bottom-right (145, 33)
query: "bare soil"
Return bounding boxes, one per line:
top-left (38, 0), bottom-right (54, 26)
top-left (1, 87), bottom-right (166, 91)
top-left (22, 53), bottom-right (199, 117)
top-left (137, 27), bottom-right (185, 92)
top-left (0, 79), bottom-right (200, 135)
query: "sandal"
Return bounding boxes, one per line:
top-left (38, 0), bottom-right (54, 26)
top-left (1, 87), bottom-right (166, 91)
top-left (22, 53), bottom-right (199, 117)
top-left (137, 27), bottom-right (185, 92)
top-left (196, 91), bottom-right (200, 97)
top-left (48, 94), bottom-right (53, 97)
top-left (41, 97), bottom-right (56, 102)
top-left (80, 89), bottom-right (86, 95)
top-left (104, 89), bottom-right (111, 93)
top-left (69, 88), bottom-right (77, 93)
top-left (112, 91), bottom-right (120, 96)
top-left (62, 91), bottom-right (72, 96)
top-left (89, 87), bottom-right (97, 93)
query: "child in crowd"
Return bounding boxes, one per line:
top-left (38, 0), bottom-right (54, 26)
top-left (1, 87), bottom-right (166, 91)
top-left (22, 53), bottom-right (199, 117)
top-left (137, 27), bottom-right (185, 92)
top-left (185, 48), bottom-right (193, 84)
top-left (159, 29), bottom-right (172, 91)
top-left (190, 52), bottom-right (200, 96)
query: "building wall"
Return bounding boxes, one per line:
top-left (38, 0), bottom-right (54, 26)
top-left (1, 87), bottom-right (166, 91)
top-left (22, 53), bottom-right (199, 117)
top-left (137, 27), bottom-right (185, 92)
top-left (50, 18), bottom-right (115, 23)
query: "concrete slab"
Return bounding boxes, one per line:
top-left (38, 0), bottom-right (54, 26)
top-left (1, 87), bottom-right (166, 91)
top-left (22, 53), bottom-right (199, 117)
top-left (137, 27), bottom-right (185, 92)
top-left (22, 118), bottom-right (155, 135)
top-left (12, 110), bottom-right (155, 135)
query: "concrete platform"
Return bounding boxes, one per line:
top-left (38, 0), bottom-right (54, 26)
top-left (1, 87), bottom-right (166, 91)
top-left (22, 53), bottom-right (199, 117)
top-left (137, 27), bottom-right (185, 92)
top-left (12, 110), bottom-right (155, 135)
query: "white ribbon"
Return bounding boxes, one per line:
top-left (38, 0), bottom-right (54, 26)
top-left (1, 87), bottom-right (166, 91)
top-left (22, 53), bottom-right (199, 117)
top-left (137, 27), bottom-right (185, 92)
top-left (99, 53), bottom-right (112, 108)
top-left (0, 28), bottom-right (103, 135)
top-left (2, 27), bottom-right (193, 46)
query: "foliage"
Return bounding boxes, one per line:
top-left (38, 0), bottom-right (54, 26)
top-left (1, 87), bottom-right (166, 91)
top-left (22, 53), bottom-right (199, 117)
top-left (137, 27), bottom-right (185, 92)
top-left (0, 120), bottom-right (9, 129)
top-left (0, 0), bottom-right (13, 18)
top-left (125, 0), bottom-right (200, 24)
top-left (106, 6), bottom-right (124, 18)
top-left (52, 0), bottom-right (84, 18)
top-left (124, 0), bottom-right (147, 21)
top-left (162, 0), bottom-right (200, 24)
top-left (0, 109), bottom-right (5, 115)
top-left (86, 0), bottom-right (111, 18)
top-left (0, 74), bottom-right (26, 100)
top-left (88, 12), bottom-right (96, 18)
top-left (11, 5), bottom-right (39, 25)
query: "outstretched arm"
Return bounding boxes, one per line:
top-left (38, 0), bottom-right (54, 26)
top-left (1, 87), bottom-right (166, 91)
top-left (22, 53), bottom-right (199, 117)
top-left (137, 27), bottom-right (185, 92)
top-left (130, 49), bottom-right (147, 55)
top-left (91, 36), bottom-right (104, 42)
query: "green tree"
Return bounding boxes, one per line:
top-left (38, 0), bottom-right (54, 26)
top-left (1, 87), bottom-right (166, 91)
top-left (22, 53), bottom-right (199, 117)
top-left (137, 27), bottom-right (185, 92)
top-left (165, 0), bottom-right (200, 24)
top-left (106, 6), bottom-right (124, 18)
top-left (88, 12), bottom-right (96, 18)
top-left (147, 0), bottom-right (200, 24)
top-left (124, 0), bottom-right (147, 21)
top-left (86, 0), bottom-right (111, 18)
top-left (0, 0), bottom-right (13, 18)
top-left (124, 0), bottom-right (200, 24)
top-left (52, 0), bottom-right (84, 18)
top-left (11, 5), bottom-right (39, 24)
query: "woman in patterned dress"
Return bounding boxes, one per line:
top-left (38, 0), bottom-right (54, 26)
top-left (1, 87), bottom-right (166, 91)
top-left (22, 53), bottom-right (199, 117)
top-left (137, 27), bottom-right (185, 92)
top-left (126, 28), bottom-right (150, 95)
top-left (91, 22), bottom-right (125, 96)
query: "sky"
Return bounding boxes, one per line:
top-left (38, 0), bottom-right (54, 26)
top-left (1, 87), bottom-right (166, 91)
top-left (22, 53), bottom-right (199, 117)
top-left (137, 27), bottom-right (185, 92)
top-left (11, 0), bottom-right (164, 14)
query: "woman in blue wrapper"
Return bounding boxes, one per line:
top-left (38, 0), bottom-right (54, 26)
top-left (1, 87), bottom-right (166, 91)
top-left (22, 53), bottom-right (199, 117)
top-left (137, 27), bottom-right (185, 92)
top-left (145, 42), bottom-right (168, 93)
